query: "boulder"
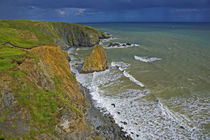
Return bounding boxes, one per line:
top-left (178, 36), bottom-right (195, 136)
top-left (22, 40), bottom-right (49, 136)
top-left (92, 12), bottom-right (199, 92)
top-left (109, 42), bottom-right (121, 47)
top-left (81, 45), bottom-right (108, 73)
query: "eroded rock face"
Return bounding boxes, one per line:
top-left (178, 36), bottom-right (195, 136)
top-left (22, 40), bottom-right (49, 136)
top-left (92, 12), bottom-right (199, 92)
top-left (81, 45), bottom-right (108, 73)
top-left (52, 22), bottom-right (108, 48)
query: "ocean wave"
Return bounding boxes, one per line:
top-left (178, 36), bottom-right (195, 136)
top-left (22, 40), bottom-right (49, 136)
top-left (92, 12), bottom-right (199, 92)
top-left (111, 61), bottom-right (144, 88)
top-left (134, 56), bottom-right (162, 62)
top-left (158, 99), bottom-right (194, 132)
top-left (111, 61), bottom-right (130, 71)
top-left (167, 96), bottom-right (210, 139)
top-left (99, 37), bottom-right (117, 45)
top-left (123, 71), bottom-right (144, 88)
top-left (70, 55), bottom-right (203, 139)
top-left (69, 50), bottom-right (206, 139)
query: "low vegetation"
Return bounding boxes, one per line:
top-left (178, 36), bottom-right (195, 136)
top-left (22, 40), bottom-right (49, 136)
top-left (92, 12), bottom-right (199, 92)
top-left (0, 45), bottom-right (88, 139)
top-left (0, 19), bottom-right (103, 139)
top-left (0, 20), bottom-right (107, 49)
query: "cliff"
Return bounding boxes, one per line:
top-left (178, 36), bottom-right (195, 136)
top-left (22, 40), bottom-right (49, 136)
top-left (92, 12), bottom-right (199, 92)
top-left (0, 20), bottom-right (129, 139)
top-left (0, 20), bottom-right (108, 49)
top-left (81, 45), bottom-right (109, 73)
top-left (0, 45), bottom-right (92, 139)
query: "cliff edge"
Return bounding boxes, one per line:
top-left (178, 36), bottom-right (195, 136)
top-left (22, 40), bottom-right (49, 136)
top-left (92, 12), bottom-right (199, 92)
top-left (0, 45), bottom-right (92, 139)
top-left (0, 20), bottom-right (130, 140)
top-left (0, 20), bottom-right (108, 49)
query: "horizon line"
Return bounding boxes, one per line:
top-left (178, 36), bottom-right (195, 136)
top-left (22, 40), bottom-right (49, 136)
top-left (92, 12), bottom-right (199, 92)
top-left (1, 19), bottom-right (210, 24)
top-left (77, 21), bottom-right (210, 24)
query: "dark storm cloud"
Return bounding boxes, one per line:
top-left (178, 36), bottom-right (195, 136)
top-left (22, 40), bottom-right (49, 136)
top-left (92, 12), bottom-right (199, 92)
top-left (0, 0), bottom-right (210, 22)
top-left (4, 0), bottom-right (210, 10)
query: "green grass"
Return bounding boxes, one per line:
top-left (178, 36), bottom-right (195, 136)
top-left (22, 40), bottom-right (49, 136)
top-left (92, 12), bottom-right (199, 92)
top-left (54, 77), bottom-right (83, 116)
top-left (0, 20), bottom-right (58, 48)
top-left (17, 86), bottom-right (58, 130)
top-left (7, 72), bottom-right (83, 137)
top-left (0, 45), bottom-right (26, 71)
top-left (0, 20), bottom-right (106, 49)
top-left (0, 108), bottom-right (9, 123)
top-left (0, 45), bottom-right (82, 138)
top-left (0, 19), bottom-right (103, 139)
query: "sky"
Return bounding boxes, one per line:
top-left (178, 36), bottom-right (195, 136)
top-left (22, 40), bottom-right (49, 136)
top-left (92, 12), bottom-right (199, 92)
top-left (0, 0), bottom-right (210, 22)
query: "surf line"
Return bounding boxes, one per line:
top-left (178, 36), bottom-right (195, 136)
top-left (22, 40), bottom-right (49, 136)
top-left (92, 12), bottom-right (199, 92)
top-left (123, 71), bottom-right (144, 88)
top-left (111, 61), bottom-right (144, 88)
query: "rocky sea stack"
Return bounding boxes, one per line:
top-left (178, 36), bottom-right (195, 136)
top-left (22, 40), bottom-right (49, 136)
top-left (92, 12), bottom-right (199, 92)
top-left (81, 45), bottom-right (108, 73)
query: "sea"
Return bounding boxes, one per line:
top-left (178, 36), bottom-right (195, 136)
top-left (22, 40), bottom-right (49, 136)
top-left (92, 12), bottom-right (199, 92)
top-left (69, 23), bottom-right (210, 139)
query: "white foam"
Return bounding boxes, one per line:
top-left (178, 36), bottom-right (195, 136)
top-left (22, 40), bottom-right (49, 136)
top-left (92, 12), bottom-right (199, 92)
top-left (111, 61), bottom-right (144, 88)
top-left (99, 37), bottom-right (117, 45)
top-left (111, 61), bottom-right (130, 71)
top-left (167, 96), bottom-right (210, 139)
top-left (158, 99), bottom-right (194, 132)
top-left (134, 56), bottom-right (162, 62)
top-left (123, 71), bottom-right (144, 88)
top-left (76, 47), bottom-right (91, 51)
top-left (88, 86), bottom-right (203, 140)
top-left (68, 49), bottom-right (207, 140)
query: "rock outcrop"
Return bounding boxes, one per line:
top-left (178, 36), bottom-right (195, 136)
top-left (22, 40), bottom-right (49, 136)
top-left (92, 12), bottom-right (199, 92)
top-left (52, 22), bottom-right (108, 48)
top-left (81, 45), bottom-right (108, 73)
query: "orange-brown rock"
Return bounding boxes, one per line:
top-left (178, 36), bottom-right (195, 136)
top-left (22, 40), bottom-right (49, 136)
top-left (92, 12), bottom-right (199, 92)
top-left (30, 45), bottom-right (89, 108)
top-left (81, 45), bottom-right (108, 73)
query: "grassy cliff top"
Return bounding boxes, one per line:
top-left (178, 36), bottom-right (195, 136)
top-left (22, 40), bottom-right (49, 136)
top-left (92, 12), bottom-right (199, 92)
top-left (0, 20), bottom-right (107, 49)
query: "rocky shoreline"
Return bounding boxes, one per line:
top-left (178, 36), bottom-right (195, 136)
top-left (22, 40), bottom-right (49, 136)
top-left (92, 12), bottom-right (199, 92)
top-left (68, 39), bottom-right (132, 139)
top-left (80, 85), bottom-right (132, 140)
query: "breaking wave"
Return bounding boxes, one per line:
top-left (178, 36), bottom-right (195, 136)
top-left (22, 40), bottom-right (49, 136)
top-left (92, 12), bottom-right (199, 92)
top-left (123, 71), bottom-right (144, 88)
top-left (111, 61), bottom-right (144, 88)
top-left (68, 47), bottom-right (206, 140)
top-left (134, 56), bottom-right (162, 62)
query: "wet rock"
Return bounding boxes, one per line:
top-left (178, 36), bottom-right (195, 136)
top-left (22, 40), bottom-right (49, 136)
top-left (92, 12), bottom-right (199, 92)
top-left (117, 112), bottom-right (120, 115)
top-left (156, 99), bottom-right (160, 104)
top-left (96, 126), bottom-right (101, 130)
top-left (120, 121), bottom-right (127, 125)
top-left (136, 134), bottom-right (139, 137)
top-left (111, 103), bottom-right (115, 108)
top-left (109, 42), bottom-right (121, 47)
top-left (180, 126), bottom-right (185, 129)
top-left (66, 56), bottom-right (71, 62)
top-left (126, 43), bottom-right (131, 45)
top-left (111, 119), bottom-right (115, 123)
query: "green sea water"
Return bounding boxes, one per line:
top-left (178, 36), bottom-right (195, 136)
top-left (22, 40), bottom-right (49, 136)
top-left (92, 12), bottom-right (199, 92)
top-left (72, 23), bottom-right (210, 139)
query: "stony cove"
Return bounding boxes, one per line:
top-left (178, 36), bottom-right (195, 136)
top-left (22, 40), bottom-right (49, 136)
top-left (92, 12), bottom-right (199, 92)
top-left (0, 20), bottom-right (130, 139)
